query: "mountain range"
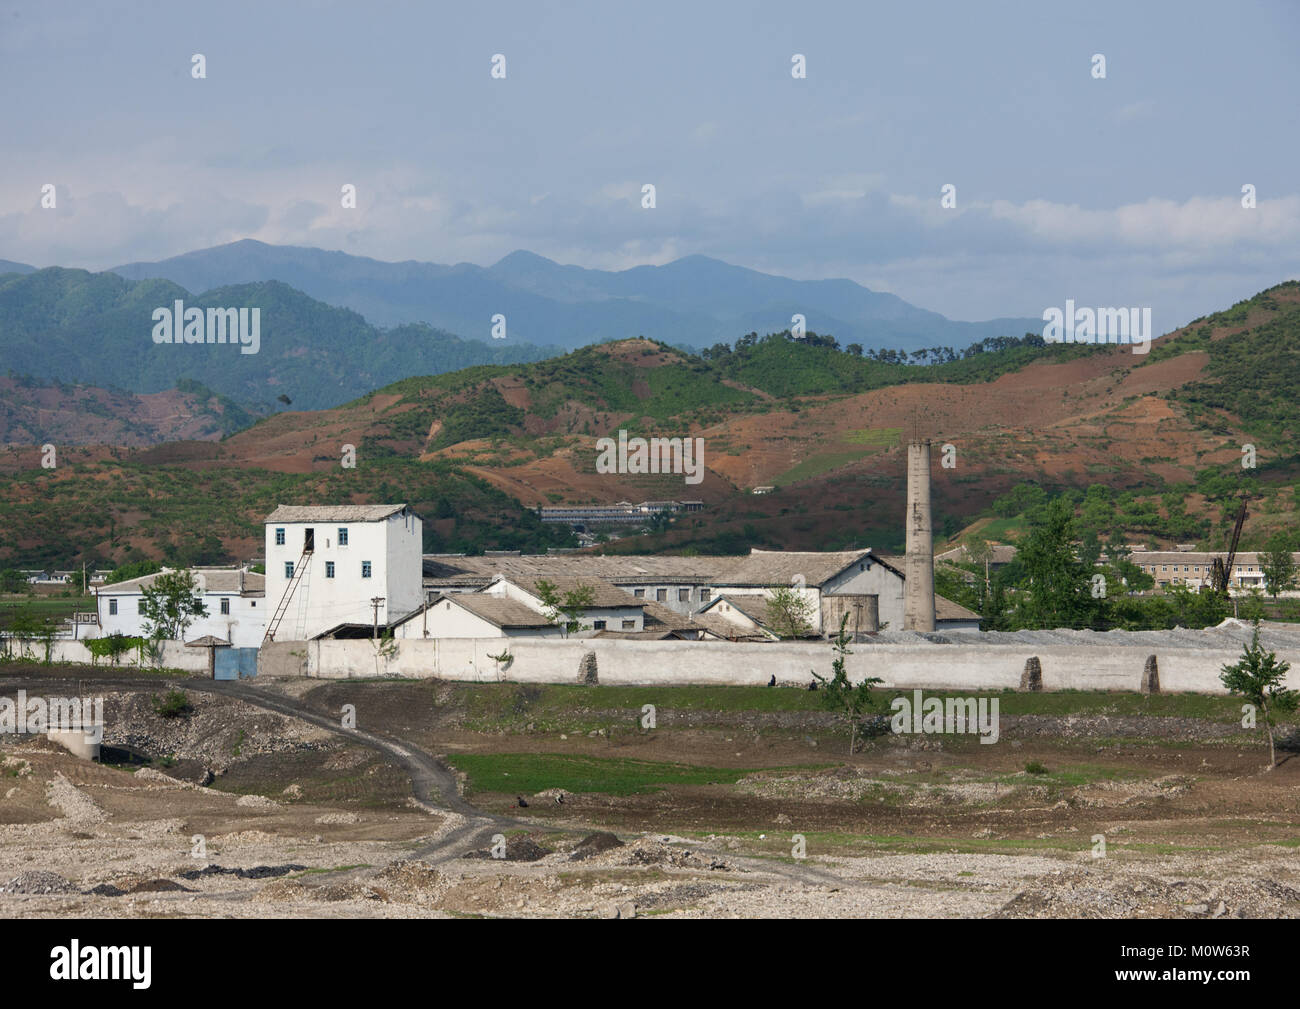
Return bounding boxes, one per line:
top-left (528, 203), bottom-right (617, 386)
top-left (0, 268), bottom-right (553, 413)
top-left (110, 240), bottom-right (1042, 353)
top-left (1, 279), bottom-right (1295, 569)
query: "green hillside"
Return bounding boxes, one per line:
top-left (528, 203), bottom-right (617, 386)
top-left (0, 268), bottom-right (555, 411)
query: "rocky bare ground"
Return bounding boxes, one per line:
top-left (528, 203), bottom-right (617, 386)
top-left (0, 681), bottom-right (1298, 918)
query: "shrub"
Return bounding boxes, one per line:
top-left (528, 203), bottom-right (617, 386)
top-left (151, 689), bottom-right (193, 719)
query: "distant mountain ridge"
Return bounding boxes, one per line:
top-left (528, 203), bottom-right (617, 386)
top-left (0, 267), bottom-right (554, 411)
top-left (111, 240), bottom-right (1042, 352)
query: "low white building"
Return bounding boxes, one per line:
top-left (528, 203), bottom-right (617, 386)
top-left (482, 575), bottom-right (645, 636)
top-left (263, 504), bottom-right (425, 642)
top-left (711, 548), bottom-right (905, 633)
top-left (393, 594), bottom-right (563, 639)
top-left (94, 567), bottom-right (265, 647)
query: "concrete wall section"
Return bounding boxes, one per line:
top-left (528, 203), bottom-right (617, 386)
top-left (2, 638), bottom-right (211, 672)
top-left (268, 636), bottom-right (1300, 695)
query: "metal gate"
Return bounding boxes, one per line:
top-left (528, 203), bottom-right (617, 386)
top-left (214, 647), bottom-right (259, 680)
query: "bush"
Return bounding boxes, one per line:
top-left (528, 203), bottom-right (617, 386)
top-left (151, 689), bottom-right (193, 719)
top-left (1024, 761), bottom-right (1049, 775)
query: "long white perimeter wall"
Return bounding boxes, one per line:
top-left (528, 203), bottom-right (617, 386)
top-left (262, 637), bottom-right (1300, 694)
top-left (1, 638), bottom-right (211, 673)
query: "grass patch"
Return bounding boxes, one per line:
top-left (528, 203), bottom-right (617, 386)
top-left (446, 752), bottom-right (760, 797)
top-left (772, 450), bottom-right (873, 487)
top-left (453, 682), bottom-right (1261, 734)
top-left (842, 427), bottom-right (902, 447)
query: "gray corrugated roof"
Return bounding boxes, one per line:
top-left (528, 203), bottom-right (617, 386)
top-left (640, 600), bottom-right (695, 630)
top-left (265, 504), bottom-right (409, 523)
top-left (500, 575), bottom-right (643, 610)
top-left (97, 568), bottom-right (264, 595)
top-left (712, 548), bottom-right (875, 587)
top-left (935, 595), bottom-right (981, 621)
top-left (446, 594), bottom-right (556, 628)
top-left (423, 553), bottom-right (742, 585)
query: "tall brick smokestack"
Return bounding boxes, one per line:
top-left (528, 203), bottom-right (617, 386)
top-left (904, 438), bottom-right (935, 631)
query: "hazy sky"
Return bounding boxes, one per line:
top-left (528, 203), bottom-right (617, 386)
top-left (2, 0), bottom-right (1298, 328)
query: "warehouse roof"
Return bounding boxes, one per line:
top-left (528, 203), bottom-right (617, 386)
top-left (497, 575), bottom-right (644, 610)
top-left (711, 548), bottom-right (880, 587)
top-left (97, 568), bottom-right (264, 596)
top-left (410, 594), bottom-right (555, 630)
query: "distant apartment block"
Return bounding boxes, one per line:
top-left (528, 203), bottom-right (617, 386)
top-left (1127, 550), bottom-right (1300, 592)
top-left (538, 500), bottom-right (704, 528)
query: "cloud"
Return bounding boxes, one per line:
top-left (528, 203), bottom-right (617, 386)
top-left (1, 171), bottom-right (1296, 328)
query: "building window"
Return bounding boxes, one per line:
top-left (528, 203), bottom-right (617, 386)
top-left (109, 598), bottom-right (117, 615)
top-left (633, 588), bottom-right (645, 598)
top-left (325, 561), bottom-right (335, 579)
top-left (622, 619), bottom-right (636, 630)
top-left (220, 597), bottom-right (230, 615)
top-left (700, 588), bottom-right (711, 602)
top-left (251, 600), bottom-right (256, 607)
top-left (275, 527), bottom-right (285, 546)
top-left (285, 561), bottom-right (294, 578)
top-left (678, 588), bottom-right (690, 602)
top-left (137, 599), bottom-right (143, 613)
top-left (593, 620), bottom-right (606, 630)
top-left (338, 527), bottom-right (349, 546)
top-left (656, 588), bottom-right (667, 602)
top-left (362, 561), bottom-right (372, 579)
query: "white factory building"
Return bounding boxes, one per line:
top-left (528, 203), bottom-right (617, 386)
top-left (263, 504), bottom-right (424, 641)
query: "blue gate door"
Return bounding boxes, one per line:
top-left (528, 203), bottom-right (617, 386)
top-left (214, 648), bottom-right (259, 680)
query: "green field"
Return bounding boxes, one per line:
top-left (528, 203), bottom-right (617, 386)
top-left (0, 595), bottom-right (90, 631)
top-left (454, 682), bottom-right (1262, 735)
top-left (445, 753), bottom-right (761, 796)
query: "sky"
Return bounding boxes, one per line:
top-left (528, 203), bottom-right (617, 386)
top-left (2, 0), bottom-right (1298, 329)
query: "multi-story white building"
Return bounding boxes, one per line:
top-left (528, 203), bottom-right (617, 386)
top-left (94, 567), bottom-right (265, 647)
top-left (263, 504), bottom-right (424, 641)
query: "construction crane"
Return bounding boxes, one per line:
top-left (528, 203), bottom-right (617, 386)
top-left (1209, 497), bottom-right (1248, 597)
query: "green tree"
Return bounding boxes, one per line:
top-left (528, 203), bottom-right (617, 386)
top-left (1261, 534), bottom-right (1296, 599)
top-left (534, 579), bottom-right (597, 637)
top-left (104, 560), bottom-right (163, 586)
top-left (139, 569), bottom-right (209, 641)
top-left (1015, 499), bottom-right (1092, 629)
top-left (979, 576), bottom-right (1012, 631)
top-left (764, 586), bottom-right (815, 638)
top-left (6, 605), bottom-right (56, 662)
top-left (965, 536), bottom-right (993, 588)
top-left (1220, 622), bottom-right (1298, 769)
top-left (811, 614), bottom-right (884, 754)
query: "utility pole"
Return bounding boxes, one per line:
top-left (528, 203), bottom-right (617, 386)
top-left (370, 597), bottom-right (385, 639)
